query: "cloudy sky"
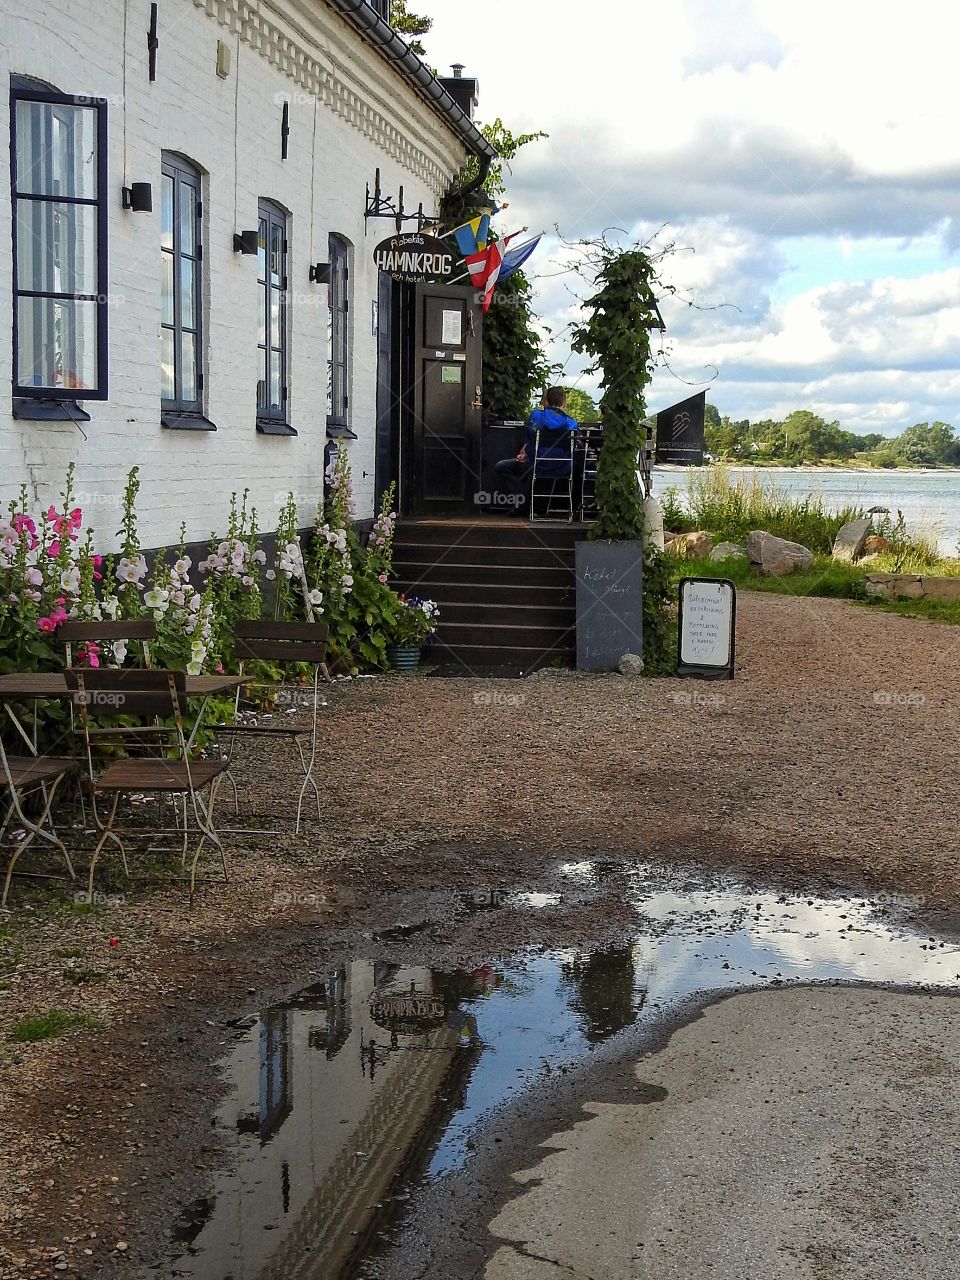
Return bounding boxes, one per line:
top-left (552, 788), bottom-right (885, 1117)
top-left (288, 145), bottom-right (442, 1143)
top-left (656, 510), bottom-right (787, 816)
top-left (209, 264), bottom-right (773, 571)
top-left (423, 0), bottom-right (960, 435)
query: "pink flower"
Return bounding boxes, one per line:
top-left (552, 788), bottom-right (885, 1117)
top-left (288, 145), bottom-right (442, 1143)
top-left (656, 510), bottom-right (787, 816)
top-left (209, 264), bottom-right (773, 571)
top-left (44, 505), bottom-right (58, 523)
top-left (13, 515), bottom-right (38, 550)
top-left (47, 540), bottom-right (61, 558)
top-left (69, 508), bottom-right (83, 528)
top-left (24, 567), bottom-right (43, 587)
top-left (37, 616), bottom-right (57, 633)
top-left (378, 573), bottom-right (388, 583)
top-left (215, 662), bottom-right (224, 674)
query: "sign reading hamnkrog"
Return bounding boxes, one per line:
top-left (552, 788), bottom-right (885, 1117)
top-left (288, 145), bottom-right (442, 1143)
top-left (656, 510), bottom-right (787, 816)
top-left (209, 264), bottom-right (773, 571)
top-left (373, 232), bottom-right (454, 283)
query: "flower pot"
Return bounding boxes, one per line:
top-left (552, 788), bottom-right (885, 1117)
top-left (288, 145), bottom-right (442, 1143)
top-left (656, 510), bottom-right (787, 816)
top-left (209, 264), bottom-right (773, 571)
top-left (386, 644), bottom-right (422, 672)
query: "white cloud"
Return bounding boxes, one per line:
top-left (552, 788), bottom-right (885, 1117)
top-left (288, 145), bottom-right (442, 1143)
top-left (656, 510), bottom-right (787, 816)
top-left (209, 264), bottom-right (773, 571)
top-left (424, 0), bottom-right (960, 433)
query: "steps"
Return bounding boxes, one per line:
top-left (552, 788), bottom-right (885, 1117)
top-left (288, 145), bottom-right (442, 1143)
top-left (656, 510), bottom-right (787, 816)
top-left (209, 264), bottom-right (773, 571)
top-left (392, 519), bottom-right (587, 672)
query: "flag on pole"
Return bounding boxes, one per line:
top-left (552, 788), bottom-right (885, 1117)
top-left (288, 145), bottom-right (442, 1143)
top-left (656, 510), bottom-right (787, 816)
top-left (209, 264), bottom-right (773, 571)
top-left (498, 233), bottom-right (543, 283)
top-left (464, 231), bottom-right (524, 312)
top-left (451, 215), bottom-right (490, 258)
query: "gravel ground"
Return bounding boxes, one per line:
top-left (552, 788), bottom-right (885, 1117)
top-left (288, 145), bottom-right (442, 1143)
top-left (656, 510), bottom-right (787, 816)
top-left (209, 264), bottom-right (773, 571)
top-left (0, 590), bottom-right (959, 1276)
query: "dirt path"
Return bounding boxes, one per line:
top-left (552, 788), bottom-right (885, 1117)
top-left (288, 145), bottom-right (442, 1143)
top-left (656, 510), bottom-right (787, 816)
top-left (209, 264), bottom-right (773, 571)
top-left (1, 591), bottom-right (958, 1276)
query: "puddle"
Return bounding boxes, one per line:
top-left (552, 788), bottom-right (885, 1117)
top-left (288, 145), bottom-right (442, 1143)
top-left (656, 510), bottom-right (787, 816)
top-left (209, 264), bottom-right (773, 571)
top-left (148, 865), bottom-right (960, 1280)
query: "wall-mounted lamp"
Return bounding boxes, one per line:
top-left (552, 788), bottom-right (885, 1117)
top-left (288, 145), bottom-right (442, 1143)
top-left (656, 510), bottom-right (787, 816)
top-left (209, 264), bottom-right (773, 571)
top-left (309, 262), bottom-right (331, 284)
top-left (233, 230), bottom-right (259, 255)
top-left (121, 182), bottom-right (153, 212)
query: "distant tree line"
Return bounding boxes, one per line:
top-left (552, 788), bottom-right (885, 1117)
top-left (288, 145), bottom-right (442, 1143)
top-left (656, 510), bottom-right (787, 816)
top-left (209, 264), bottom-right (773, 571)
top-left (705, 407), bottom-right (960, 468)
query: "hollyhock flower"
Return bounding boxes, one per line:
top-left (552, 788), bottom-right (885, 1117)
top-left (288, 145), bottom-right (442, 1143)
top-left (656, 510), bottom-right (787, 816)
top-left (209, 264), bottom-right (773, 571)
top-left (341, 575), bottom-right (354, 588)
top-left (46, 540), bottom-right (61, 558)
top-left (101, 595), bottom-right (120, 619)
top-left (378, 573), bottom-right (388, 584)
top-left (24, 567), bottom-right (43, 587)
top-left (242, 575), bottom-right (254, 587)
top-left (252, 549), bottom-right (266, 565)
top-left (118, 561), bottom-right (141, 584)
top-left (112, 640), bottom-right (128, 665)
top-left (186, 659), bottom-right (203, 676)
top-left (24, 589), bottom-right (41, 603)
top-left (215, 662), bottom-right (224, 674)
top-left (308, 589), bottom-right (323, 606)
top-left (143, 588), bottom-right (169, 611)
top-left (37, 616), bottom-right (57, 633)
top-left (174, 557), bottom-right (191, 576)
top-left (265, 569), bottom-right (276, 581)
top-left (60, 567), bottom-right (81, 594)
top-left (12, 515), bottom-right (38, 550)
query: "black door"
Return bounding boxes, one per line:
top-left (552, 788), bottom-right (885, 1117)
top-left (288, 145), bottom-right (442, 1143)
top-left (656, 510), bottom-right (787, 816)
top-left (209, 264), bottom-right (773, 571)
top-left (412, 285), bottom-right (482, 515)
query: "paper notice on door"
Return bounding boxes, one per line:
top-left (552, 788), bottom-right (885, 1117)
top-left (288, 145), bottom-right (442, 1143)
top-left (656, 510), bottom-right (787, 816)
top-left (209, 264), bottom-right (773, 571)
top-left (441, 365), bottom-right (463, 384)
top-left (442, 309), bottom-right (463, 345)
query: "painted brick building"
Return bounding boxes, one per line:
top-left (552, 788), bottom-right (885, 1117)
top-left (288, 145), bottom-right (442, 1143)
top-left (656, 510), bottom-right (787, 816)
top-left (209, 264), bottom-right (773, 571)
top-left (0, 0), bottom-right (493, 550)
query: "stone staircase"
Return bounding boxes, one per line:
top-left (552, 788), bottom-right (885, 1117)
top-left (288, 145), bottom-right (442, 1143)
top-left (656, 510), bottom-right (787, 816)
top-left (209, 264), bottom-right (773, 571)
top-left (391, 519), bottom-right (586, 672)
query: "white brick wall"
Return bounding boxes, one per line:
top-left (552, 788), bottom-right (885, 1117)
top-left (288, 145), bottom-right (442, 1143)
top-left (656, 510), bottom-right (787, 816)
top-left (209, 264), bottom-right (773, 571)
top-left (0, 0), bottom-right (469, 549)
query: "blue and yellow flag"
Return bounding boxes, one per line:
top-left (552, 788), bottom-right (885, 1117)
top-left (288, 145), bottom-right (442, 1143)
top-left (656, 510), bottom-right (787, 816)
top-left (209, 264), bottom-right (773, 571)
top-left (451, 215), bottom-right (490, 258)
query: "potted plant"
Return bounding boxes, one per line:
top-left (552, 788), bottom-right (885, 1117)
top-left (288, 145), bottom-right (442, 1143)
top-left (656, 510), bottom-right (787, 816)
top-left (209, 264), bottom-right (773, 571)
top-left (569, 237), bottom-right (673, 673)
top-left (386, 595), bottom-right (440, 672)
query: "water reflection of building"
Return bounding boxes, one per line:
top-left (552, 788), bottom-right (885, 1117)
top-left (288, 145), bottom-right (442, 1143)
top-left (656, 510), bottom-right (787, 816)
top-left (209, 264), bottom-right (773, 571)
top-left (167, 961), bottom-right (481, 1280)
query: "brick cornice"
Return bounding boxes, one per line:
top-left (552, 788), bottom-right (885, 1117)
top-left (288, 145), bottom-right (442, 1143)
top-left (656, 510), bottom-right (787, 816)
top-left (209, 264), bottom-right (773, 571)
top-left (191, 0), bottom-right (463, 197)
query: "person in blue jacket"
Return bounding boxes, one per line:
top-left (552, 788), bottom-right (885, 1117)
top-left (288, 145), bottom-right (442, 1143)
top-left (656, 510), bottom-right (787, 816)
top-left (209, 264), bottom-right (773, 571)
top-left (494, 386), bottom-right (578, 513)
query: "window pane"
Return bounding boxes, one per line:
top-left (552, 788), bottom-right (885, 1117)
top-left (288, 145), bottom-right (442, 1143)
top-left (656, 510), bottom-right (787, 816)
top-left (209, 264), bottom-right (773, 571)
top-left (15, 100), bottom-right (98, 199)
top-left (257, 287), bottom-right (266, 347)
top-left (17, 296), bottom-right (97, 391)
top-left (16, 198), bottom-right (98, 295)
top-left (180, 332), bottom-right (197, 402)
top-left (269, 349), bottom-right (281, 411)
top-left (257, 218), bottom-right (267, 281)
top-left (180, 257), bottom-right (195, 329)
top-left (161, 252), bottom-right (174, 326)
top-left (270, 221), bottom-right (283, 286)
top-left (178, 181), bottom-right (197, 256)
top-left (160, 326), bottom-right (175, 401)
top-left (270, 288), bottom-right (281, 343)
top-left (161, 175), bottom-right (174, 251)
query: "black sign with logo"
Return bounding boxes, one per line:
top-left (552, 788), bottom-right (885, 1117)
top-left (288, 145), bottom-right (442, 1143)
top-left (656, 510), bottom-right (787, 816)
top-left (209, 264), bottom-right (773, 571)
top-left (655, 390), bottom-right (706, 465)
top-left (373, 232), bottom-right (455, 284)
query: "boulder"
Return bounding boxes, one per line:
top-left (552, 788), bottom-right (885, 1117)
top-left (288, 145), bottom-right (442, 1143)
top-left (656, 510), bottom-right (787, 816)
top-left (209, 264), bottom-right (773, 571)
top-left (832, 517), bottom-right (872, 562)
top-left (864, 534), bottom-right (890, 555)
top-left (746, 530), bottom-right (814, 576)
top-left (618, 653), bottom-right (645, 677)
top-left (670, 531), bottom-right (714, 560)
top-left (709, 541), bottom-right (748, 562)
top-left (663, 530), bottom-right (678, 544)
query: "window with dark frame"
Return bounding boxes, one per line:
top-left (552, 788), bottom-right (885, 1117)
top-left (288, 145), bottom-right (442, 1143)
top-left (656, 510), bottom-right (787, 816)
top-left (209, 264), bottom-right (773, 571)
top-left (326, 234), bottom-right (351, 436)
top-left (257, 199), bottom-right (292, 434)
top-left (160, 152), bottom-right (211, 428)
top-left (10, 80), bottom-right (108, 412)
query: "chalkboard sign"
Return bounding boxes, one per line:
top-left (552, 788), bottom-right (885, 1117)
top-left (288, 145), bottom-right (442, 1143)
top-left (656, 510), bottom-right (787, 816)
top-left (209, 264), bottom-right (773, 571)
top-left (576, 541), bottom-right (644, 671)
top-left (677, 577), bottom-right (736, 679)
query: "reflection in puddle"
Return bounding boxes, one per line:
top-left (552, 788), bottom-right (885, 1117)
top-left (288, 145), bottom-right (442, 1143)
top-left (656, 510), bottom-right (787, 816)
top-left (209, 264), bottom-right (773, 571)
top-left (152, 866), bottom-right (960, 1280)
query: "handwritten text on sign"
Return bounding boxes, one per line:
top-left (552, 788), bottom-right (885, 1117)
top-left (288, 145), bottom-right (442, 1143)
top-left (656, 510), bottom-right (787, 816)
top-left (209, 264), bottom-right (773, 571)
top-left (680, 579), bottom-right (734, 669)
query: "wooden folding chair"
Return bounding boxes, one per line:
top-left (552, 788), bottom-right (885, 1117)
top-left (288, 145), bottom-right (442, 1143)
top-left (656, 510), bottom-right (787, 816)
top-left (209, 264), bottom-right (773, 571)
top-left (214, 621), bottom-right (329, 835)
top-left (0, 733), bottom-right (78, 908)
top-left (60, 619), bottom-right (156, 669)
top-left (65, 668), bottom-right (229, 900)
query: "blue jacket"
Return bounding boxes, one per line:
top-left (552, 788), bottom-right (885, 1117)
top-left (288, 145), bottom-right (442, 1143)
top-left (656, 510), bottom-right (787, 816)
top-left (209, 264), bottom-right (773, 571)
top-left (526, 407), bottom-right (578, 465)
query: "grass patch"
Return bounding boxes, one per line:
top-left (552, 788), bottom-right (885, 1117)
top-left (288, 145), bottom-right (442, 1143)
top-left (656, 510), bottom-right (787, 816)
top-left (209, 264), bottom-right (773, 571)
top-left (64, 968), bottom-right (108, 986)
top-left (53, 947), bottom-right (85, 959)
top-left (9, 1010), bottom-right (102, 1043)
top-left (672, 553), bottom-right (868, 600)
top-left (672, 553), bottom-right (960, 626)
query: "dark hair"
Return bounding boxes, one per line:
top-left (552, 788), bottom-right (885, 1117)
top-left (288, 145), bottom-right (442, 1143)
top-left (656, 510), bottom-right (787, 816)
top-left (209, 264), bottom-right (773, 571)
top-left (545, 386), bottom-right (567, 408)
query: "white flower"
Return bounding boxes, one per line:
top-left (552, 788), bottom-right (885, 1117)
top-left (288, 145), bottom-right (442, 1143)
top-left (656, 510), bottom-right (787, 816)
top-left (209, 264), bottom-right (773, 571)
top-left (191, 640), bottom-right (206, 658)
top-left (265, 569), bottom-right (276, 581)
top-left (111, 640), bottom-right (128, 664)
top-left (189, 594), bottom-right (202, 612)
top-left (118, 562), bottom-right (141, 584)
top-left (252, 549), bottom-right (266, 565)
top-left (102, 595), bottom-right (120, 619)
top-left (242, 575), bottom-right (254, 588)
top-left (174, 556), bottom-right (192, 576)
top-left (186, 659), bottom-right (203, 676)
top-left (308, 589), bottom-right (323, 606)
top-left (144, 588), bottom-right (169, 611)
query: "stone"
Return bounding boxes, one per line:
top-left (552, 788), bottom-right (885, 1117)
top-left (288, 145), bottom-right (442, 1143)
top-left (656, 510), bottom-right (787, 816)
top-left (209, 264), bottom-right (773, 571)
top-left (746, 530), bottom-right (814, 576)
top-left (864, 573), bottom-right (924, 600)
top-left (864, 534), bottom-right (890, 555)
top-left (832, 517), bottom-right (872, 562)
top-left (670, 531), bottom-right (714, 559)
top-left (708, 541), bottom-right (747, 562)
top-left (618, 653), bottom-right (645, 677)
top-left (919, 576), bottom-right (960, 601)
top-left (662, 530), bottom-right (678, 544)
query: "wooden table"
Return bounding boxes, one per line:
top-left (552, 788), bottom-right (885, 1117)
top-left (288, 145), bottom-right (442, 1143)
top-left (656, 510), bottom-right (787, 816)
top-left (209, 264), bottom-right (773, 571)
top-left (0, 672), bottom-right (251, 754)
